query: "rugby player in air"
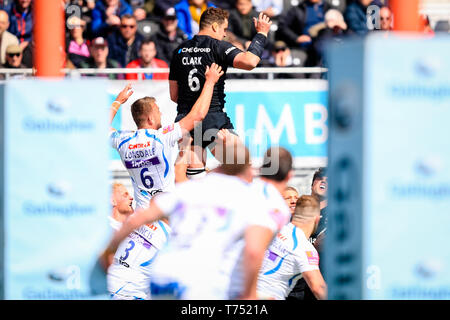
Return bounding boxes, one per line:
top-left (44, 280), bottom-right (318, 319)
top-left (168, 7), bottom-right (272, 181)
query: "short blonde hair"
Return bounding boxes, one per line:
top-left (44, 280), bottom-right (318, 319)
top-left (292, 195), bottom-right (320, 224)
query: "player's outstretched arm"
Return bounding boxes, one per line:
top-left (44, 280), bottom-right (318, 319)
top-left (178, 63), bottom-right (224, 132)
top-left (240, 225), bottom-right (274, 300)
top-left (99, 198), bottom-right (164, 271)
top-left (110, 83), bottom-right (134, 126)
top-left (233, 12), bottom-right (272, 71)
top-left (302, 270), bottom-right (328, 300)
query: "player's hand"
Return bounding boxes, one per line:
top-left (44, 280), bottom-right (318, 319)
top-left (115, 83), bottom-right (134, 105)
top-left (216, 128), bottom-right (230, 143)
top-left (253, 12), bottom-right (272, 37)
top-left (204, 63), bottom-right (224, 84)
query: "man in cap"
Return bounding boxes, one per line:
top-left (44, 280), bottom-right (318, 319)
top-left (2, 43), bottom-right (26, 68)
top-left (80, 36), bottom-right (123, 79)
top-left (150, 7), bottom-right (188, 65)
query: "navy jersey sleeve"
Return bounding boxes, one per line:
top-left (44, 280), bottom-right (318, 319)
top-left (216, 41), bottom-right (243, 67)
top-left (169, 47), bottom-right (182, 81)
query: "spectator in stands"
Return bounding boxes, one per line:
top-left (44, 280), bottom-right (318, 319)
top-left (0, 43), bottom-right (28, 79)
top-left (175, 0), bottom-right (216, 39)
top-left (227, 0), bottom-right (259, 50)
top-left (125, 39), bottom-right (169, 80)
top-left (344, 0), bottom-right (371, 35)
top-left (209, 0), bottom-right (233, 10)
top-left (151, 7), bottom-right (188, 65)
top-left (154, 0), bottom-right (179, 18)
top-left (2, 43), bottom-right (25, 67)
top-left (91, 0), bottom-right (133, 37)
top-left (6, 0), bottom-right (33, 52)
top-left (311, 8), bottom-right (347, 68)
top-left (107, 14), bottom-right (143, 68)
top-left (66, 16), bottom-right (91, 68)
top-left (0, 9), bottom-right (19, 65)
top-left (260, 40), bottom-right (304, 78)
top-left (80, 36), bottom-right (124, 79)
top-left (379, 6), bottom-right (392, 32)
top-left (253, 0), bottom-right (283, 18)
top-left (419, 14), bottom-right (434, 35)
top-left (276, 0), bottom-right (331, 67)
top-left (129, 0), bottom-right (159, 21)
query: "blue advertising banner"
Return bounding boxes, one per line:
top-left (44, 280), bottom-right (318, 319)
top-left (362, 34), bottom-right (450, 300)
top-left (107, 80), bottom-right (328, 168)
top-left (326, 34), bottom-right (450, 300)
top-left (3, 80), bottom-right (111, 299)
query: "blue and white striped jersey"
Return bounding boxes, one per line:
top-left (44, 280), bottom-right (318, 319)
top-left (257, 223), bottom-right (320, 300)
top-left (110, 123), bottom-right (182, 210)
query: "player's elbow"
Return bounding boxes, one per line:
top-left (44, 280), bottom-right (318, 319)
top-left (193, 109), bottom-right (207, 122)
top-left (309, 282), bottom-right (327, 300)
top-left (234, 53), bottom-right (260, 70)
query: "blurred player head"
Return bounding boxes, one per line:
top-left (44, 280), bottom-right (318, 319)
top-left (283, 186), bottom-right (299, 215)
top-left (217, 142), bottom-right (253, 183)
top-left (291, 195), bottom-right (320, 234)
top-left (111, 182), bottom-right (134, 220)
top-left (259, 147), bottom-right (294, 184)
top-left (311, 167), bottom-right (327, 201)
top-left (131, 96), bottom-right (162, 130)
top-left (199, 7), bottom-right (229, 40)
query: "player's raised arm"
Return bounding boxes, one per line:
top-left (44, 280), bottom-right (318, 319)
top-left (110, 83), bottom-right (134, 126)
top-left (241, 225), bottom-right (275, 300)
top-left (100, 197), bottom-right (165, 271)
top-left (177, 63), bottom-right (224, 132)
top-left (302, 269), bottom-right (328, 300)
top-left (233, 12), bottom-right (272, 70)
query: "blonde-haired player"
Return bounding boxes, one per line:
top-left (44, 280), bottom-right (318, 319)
top-left (256, 195), bottom-right (327, 300)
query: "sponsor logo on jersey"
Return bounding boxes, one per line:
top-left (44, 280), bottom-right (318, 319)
top-left (162, 124), bottom-right (174, 134)
top-left (179, 47), bottom-right (211, 53)
top-left (128, 141), bottom-right (153, 149)
top-left (306, 251), bottom-right (319, 265)
top-left (225, 46), bottom-right (237, 55)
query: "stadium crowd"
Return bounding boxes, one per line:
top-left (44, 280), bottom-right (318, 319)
top-left (0, 0), bottom-right (444, 79)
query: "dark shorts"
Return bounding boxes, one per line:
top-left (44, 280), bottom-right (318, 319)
top-left (175, 111), bottom-right (236, 149)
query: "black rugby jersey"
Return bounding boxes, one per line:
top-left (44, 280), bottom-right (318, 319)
top-left (169, 35), bottom-right (242, 113)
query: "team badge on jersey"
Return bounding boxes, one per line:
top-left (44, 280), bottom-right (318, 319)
top-left (162, 124), bottom-right (174, 134)
top-left (306, 251), bottom-right (319, 265)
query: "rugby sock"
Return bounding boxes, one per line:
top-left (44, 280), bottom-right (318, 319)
top-left (186, 167), bottom-right (206, 180)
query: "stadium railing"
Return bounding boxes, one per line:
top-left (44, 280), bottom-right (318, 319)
top-left (0, 67), bottom-right (328, 80)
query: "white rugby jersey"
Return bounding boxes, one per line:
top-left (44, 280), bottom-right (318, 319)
top-left (149, 173), bottom-right (277, 299)
top-left (226, 178), bottom-right (291, 299)
top-left (110, 123), bottom-right (182, 210)
top-left (256, 223), bottom-right (320, 300)
top-left (107, 220), bottom-right (172, 300)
